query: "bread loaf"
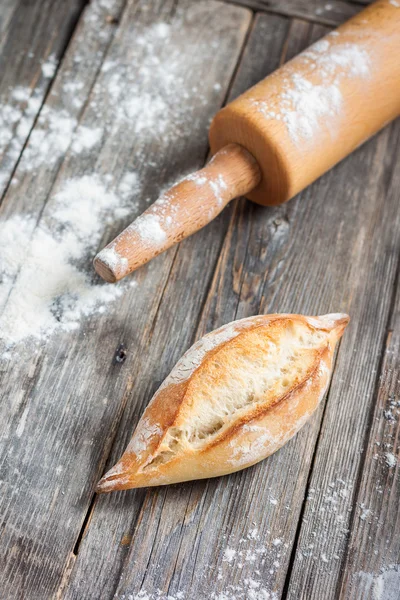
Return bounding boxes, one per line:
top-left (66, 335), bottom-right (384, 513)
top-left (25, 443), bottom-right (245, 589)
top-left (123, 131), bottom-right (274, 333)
top-left (97, 313), bottom-right (349, 492)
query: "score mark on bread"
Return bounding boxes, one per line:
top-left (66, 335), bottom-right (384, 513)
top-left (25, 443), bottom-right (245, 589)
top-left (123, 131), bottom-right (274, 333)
top-left (97, 313), bottom-right (349, 492)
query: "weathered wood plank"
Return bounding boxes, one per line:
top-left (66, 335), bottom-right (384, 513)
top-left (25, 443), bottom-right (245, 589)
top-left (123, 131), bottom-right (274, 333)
top-left (338, 281), bottom-right (400, 599)
top-left (77, 14), bottom-right (400, 599)
top-left (220, 0), bottom-right (368, 26)
top-left (285, 120), bottom-right (400, 597)
top-left (64, 17), bottom-right (335, 600)
top-left (0, 0), bottom-right (88, 197)
top-left (0, 1), bottom-right (252, 599)
top-left (64, 12), bottom-right (287, 600)
top-left (0, 0), bottom-right (128, 320)
top-left (0, 0), bottom-right (18, 39)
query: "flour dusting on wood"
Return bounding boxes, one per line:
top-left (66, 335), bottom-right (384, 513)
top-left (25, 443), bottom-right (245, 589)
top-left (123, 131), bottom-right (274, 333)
top-left (118, 525), bottom-right (287, 599)
top-left (1, 13), bottom-right (222, 354)
top-left (353, 565), bottom-right (400, 600)
top-left (41, 53), bottom-right (58, 79)
top-left (0, 174), bottom-right (135, 355)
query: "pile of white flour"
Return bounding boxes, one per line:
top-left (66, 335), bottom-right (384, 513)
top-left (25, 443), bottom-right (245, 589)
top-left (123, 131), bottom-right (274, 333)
top-left (0, 174), bottom-right (136, 355)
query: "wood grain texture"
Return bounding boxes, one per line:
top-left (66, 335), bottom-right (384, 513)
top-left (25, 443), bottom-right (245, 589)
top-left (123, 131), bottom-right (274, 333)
top-left (0, 0), bottom-right (18, 38)
top-left (338, 279), bottom-right (400, 599)
top-left (0, 0), bottom-right (132, 592)
top-left (0, 1), bottom-right (252, 599)
top-left (64, 11), bottom-right (290, 600)
top-left (285, 116), bottom-right (400, 598)
top-left (2, 2), bottom-right (399, 599)
top-left (66, 17), bottom-right (330, 600)
top-left (0, 0), bottom-right (128, 323)
top-left (220, 0), bottom-right (367, 25)
top-left (82, 14), bottom-right (400, 599)
top-left (0, 0), bottom-right (87, 199)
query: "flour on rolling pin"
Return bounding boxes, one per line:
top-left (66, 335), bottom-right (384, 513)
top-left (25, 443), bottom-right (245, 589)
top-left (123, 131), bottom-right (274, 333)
top-left (97, 144), bottom-right (249, 280)
top-left (95, 0), bottom-right (400, 283)
top-left (253, 38), bottom-right (371, 144)
top-left (97, 172), bottom-right (229, 278)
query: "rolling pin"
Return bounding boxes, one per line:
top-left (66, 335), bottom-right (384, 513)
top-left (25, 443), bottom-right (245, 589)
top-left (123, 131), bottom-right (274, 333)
top-left (94, 0), bottom-right (400, 283)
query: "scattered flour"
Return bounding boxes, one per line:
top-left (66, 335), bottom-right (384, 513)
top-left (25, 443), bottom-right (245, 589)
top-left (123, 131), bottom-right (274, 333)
top-left (253, 37), bottom-right (370, 144)
top-left (41, 54), bottom-right (58, 78)
top-left (360, 503), bottom-right (372, 521)
top-left (248, 529), bottom-right (259, 540)
top-left (212, 527), bottom-right (285, 599)
top-left (0, 11), bottom-right (224, 317)
top-left (97, 246), bottom-right (129, 276)
top-left (71, 125), bottom-right (103, 154)
top-left (20, 112), bottom-right (104, 172)
top-left (0, 174), bottom-right (135, 353)
top-left (209, 174), bottom-right (228, 206)
top-left (186, 173), bottom-right (207, 186)
top-left (130, 213), bottom-right (167, 245)
top-left (118, 171), bottom-right (140, 200)
top-left (299, 478), bottom-right (354, 566)
top-left (0, 88), bottom-right (45, 189)
top-left (320, 553), bottom-right (329, 563)
top-left (384, 452), bottom-right (397, 468)
top-left (153, 22), bottom-right (170, 39)
top-left (118, 526), bottom-right (285, 600)
top-left (11, 87), bottom-right (30, 103)
top-left (223, 548), bottom-right (237, 563)
top-left (1, 15), bottom-right (210, 353)
top-left (359, 507), bottom-right (372, 521)
top-left (0, 215), bottom-right (35, 287)
top-left (94, 19), bottom-right (210, 142)
top-left (353, 565), bottom-right (400, 600)
top-left (21, 105), bottom-right (77, 172)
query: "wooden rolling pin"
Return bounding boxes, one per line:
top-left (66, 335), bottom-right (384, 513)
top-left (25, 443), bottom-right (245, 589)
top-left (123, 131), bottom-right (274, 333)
top-left (94, 0), bottom-right (400, 283)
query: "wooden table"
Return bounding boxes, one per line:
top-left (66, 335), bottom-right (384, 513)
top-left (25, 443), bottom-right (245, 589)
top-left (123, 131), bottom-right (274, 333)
top-left (1, 1), bottom-right (399, 598)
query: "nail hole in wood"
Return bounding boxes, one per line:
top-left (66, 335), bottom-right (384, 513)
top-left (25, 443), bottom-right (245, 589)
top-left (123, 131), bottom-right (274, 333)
top-left (114, 343), bottom-right (127, 364)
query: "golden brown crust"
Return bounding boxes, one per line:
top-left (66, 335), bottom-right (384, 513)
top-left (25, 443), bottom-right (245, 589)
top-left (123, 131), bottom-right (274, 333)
top-left (97, 313), bottom-right (349, 492)
top-left (206, 346), bottom-right (326, 451)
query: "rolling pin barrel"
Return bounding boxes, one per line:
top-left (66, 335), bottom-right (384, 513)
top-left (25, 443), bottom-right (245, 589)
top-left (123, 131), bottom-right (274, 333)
top-left (95, 0), bottom-right (400, 282)
top-left (210, 0), bottom-right (400, 206)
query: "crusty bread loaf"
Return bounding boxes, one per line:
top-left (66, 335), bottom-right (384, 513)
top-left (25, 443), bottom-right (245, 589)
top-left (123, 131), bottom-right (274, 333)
top-left (97, 313), bottom-right (349, 492)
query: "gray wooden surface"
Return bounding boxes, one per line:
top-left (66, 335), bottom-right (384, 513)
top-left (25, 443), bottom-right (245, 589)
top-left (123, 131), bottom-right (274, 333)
top-left (221, 0), bottom-right (363, 26)
top-left (0, 0), bottom-right (399, 599)
top-left (0, 0), bottom-right (87, 197)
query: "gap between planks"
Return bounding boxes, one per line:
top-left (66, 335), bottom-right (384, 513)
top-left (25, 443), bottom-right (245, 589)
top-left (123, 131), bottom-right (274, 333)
top-left (281, 338), bottom-right (344, 599)
top-left (331, 259), bottom-right (400, 598)
top-left (0, 0), bottom-right (90, 205)
top-left (64, 5), bottom-right (398, 600)
top-left (87, 16), bottom-right (329, 600)
top-left (67, 0), bottom-right (257, 568)
top-left (281, 260), bottom-right (399, 598)
top-left (2, 4), bottom-right (394, 600)
top-left (217, 0), bottom-right (368, 26)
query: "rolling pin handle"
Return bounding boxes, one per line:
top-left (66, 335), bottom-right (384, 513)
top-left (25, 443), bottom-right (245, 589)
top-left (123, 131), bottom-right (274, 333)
top-left (94, 144), bottom-right (261, 283)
